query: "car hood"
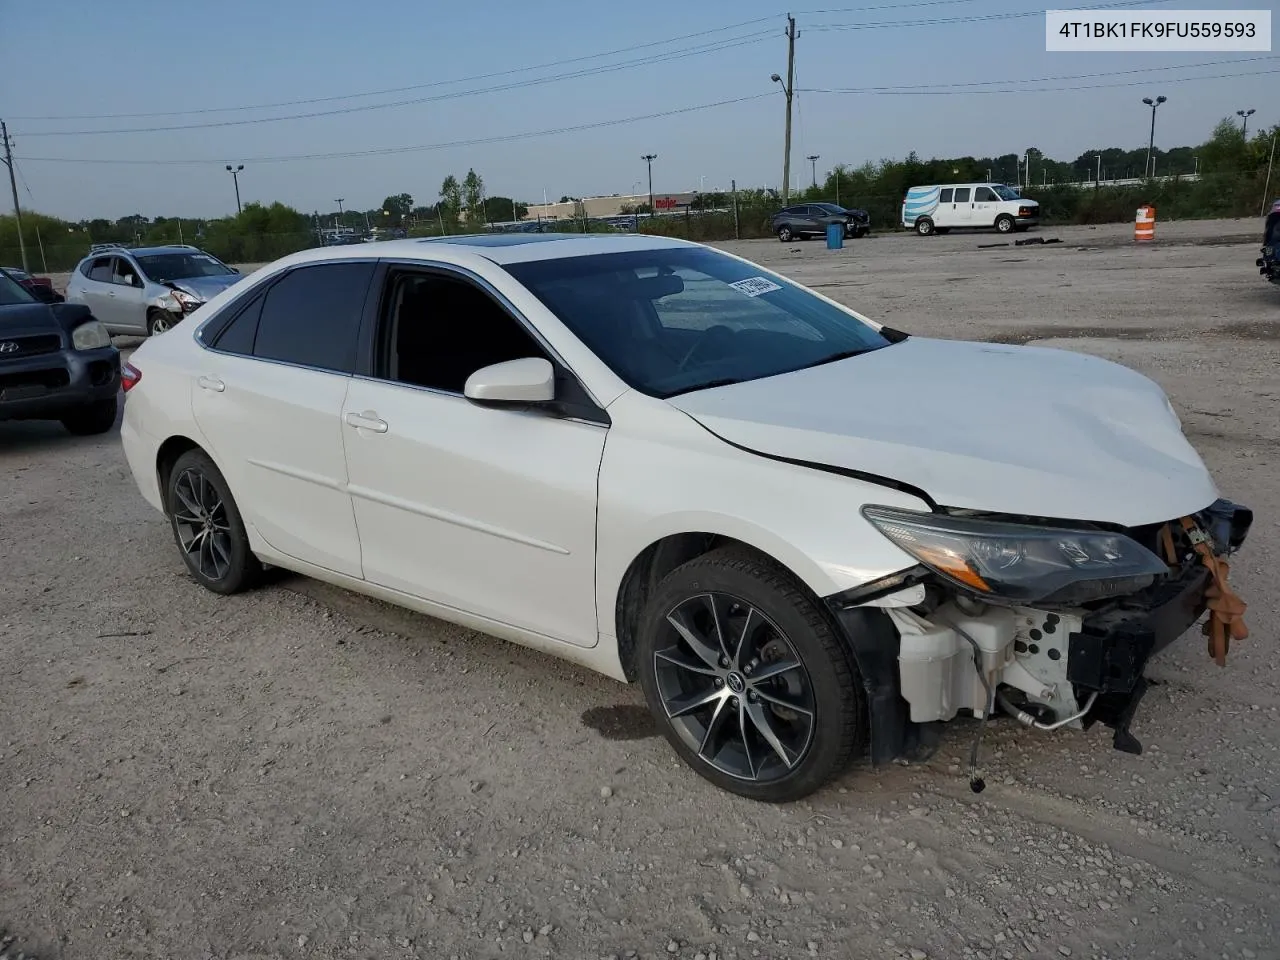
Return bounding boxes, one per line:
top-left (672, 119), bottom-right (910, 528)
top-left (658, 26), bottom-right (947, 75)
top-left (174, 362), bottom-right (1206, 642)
top-left (168, 274), bottom-right (242, 300)
top-left (665, 336), bottom-right (1218, 527)
top-left (0, 302), bottom-right (58, 336)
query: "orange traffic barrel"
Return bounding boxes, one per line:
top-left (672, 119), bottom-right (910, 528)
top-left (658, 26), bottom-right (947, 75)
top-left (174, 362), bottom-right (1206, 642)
top-left (1135, 205), bottom-right (1155, 242)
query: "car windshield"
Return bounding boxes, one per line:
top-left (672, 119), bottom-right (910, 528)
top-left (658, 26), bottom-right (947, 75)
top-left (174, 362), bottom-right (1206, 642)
top-left (992, 185), bottom-right (1020, 200)
top-left (814, 203), bottom-right (845, 214)
top-left (503, 246), bottom-right (895, 398)
top-left (3, 267), bottom-right (31, 281)
top-left (134, 252), bottom-right (234, 282)
top-left (0, 269), bottom-right (37, 305)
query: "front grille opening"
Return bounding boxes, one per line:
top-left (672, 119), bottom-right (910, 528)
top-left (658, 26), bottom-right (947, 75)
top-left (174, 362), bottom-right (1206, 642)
top-left (0, 334), bottom-right (61, 358)
top-left (0, 367), bottom-right (71, 393)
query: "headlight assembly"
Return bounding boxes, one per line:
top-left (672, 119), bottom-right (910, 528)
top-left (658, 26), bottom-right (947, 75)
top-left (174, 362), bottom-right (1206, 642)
top-left (861, 505), bottom-right (1169, 605)
top-left (171, 289), bottom-right (204, 313)
top-left (71, 320), bottom-right (111, 351)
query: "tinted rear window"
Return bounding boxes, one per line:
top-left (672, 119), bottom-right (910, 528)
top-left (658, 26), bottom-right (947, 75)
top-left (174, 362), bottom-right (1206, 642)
top-left (939, 189), bottom-right (953, 203)
top-left (252, 262), bottom-right (375, 373)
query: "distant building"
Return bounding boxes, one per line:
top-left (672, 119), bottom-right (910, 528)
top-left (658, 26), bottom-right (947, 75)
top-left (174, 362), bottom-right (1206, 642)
top-left (522, 192), bottom-right (702, 222)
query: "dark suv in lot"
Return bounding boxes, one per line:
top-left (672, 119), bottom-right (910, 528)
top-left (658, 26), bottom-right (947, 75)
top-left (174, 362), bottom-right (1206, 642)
top-left (0, 267), bottom-right (120, 435)
top-left (770, 202), bottom-right (870, 242)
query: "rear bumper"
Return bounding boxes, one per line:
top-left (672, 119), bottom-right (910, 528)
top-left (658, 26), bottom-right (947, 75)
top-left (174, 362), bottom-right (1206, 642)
top-left (0, 346), bottom-right (120, 421)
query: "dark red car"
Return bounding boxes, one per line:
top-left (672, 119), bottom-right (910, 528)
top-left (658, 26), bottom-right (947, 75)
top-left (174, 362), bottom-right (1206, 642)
top-left (1, 266), bottom-right (64, 303)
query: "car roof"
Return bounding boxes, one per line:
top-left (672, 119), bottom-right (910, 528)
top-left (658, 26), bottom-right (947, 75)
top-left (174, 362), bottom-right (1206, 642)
top-left (263, 232), bottom-right (698, 272)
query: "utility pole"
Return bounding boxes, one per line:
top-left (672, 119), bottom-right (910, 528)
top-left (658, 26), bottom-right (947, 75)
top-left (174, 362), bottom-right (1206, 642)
top-left (335, 198), bottom-right (345, 230)
top-left (779, 15), bottom-right (797, 204)
top-left (642, 154), bottom-right (657, 215)
top-left (806, 154), bottom-right (820, 190)
top-left (1, 120), bottom-right (30, 272)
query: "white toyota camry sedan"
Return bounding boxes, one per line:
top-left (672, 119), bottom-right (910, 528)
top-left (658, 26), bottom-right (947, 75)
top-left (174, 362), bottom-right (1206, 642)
top-left (119, 233), bottom-right (1251, 802)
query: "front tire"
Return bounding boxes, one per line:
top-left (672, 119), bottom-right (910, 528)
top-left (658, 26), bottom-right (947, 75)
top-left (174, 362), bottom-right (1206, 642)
top-left (166, 449), bottom-right (261, 595)
top-left (915, 217), bottom-right (935, 236)
top-left (147, 309), bottom-right (178, 337)
top-left (777, 226), bottom-right (793, 242)
top-left (995, 214), bottom-right (1015, 234)
top-left (637, 547), bottom-right (866, 802)
top-left (61, 397), bottom-right (117, 435)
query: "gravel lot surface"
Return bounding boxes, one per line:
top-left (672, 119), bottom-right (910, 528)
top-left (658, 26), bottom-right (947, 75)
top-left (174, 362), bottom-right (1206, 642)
top-left (3, 218), bottom-right (1278, 960)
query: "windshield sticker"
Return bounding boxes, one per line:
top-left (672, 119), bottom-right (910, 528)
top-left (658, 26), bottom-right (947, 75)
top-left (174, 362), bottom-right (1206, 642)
top-left (729, 276), bottom-right (783, 298)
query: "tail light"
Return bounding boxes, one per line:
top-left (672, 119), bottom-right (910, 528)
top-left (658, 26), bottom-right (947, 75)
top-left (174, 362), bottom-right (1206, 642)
top-left (121, 361), bottom-right (142, 393)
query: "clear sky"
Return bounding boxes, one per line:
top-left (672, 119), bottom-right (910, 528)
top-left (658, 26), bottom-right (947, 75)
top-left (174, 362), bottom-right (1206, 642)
top-left (2, 0), bottom-right (1273, 220)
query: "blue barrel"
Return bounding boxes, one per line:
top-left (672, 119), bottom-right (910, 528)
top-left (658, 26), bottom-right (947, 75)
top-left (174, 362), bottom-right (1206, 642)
top-left (826, 223), bottom-right (844, 249)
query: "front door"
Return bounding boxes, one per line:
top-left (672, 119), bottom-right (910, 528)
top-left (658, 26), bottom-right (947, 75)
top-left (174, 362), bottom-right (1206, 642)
top-left (972, 186), bottom-right (999, 227)
top-left (109, 257), bottom-right (148, 334)
top-left (190, 261), bottom-right (376, 578)
top-left (341, 265), bottom-right (606, 648)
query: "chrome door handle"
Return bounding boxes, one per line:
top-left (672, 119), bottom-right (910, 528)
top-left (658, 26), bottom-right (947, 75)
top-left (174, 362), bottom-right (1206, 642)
top-left (345, 411), bottom-right (388, 433)
top-left (197, 375), bottom-right (225, 392)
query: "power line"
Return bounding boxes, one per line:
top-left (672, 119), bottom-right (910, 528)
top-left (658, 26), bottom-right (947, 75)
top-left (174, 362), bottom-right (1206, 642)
top-left (803, 65), bottom-right (1280, 95)
top-left (807, 0), bottom-right (1159, 30)
top-left (9, 16), bottom-right (778, 122)
top-left (14, 93), bottom-right (775, 167)
top-left (803, 55), bottom-right (1279, 92)
top-left (15, 33), bottom-right (772, 137)
top-left (797, 0), bottom-right (984, 12)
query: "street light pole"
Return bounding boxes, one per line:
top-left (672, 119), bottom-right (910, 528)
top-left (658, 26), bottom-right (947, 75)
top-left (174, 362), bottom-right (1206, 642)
top-left (1237, 108), bottom-right (1255, 138)
top-left (334, 198), bottom-right (345, 231)
top-left (225, 164), bottom-right (244, 214)
top-left (806, 154), bottom-right (820, 190)
top-left (642, 154), bottom-right (657, 215)
top-left (1142, 95), bottom-right (1166, 179)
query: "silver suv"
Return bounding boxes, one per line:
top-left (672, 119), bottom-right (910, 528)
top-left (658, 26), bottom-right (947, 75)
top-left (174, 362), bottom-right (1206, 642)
top-left (65, 244), bottom-right (244, 337)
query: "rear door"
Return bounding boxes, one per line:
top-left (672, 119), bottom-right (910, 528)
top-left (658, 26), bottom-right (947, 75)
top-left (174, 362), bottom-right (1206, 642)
top-left (949, 186), bottom-right (974, 225)
top-left (191, 260), bottom-right (376, 578)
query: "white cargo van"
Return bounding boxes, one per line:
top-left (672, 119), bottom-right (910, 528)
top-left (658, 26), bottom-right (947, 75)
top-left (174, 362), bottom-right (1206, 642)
top-left (901, 183), bottom-right (1039, 236)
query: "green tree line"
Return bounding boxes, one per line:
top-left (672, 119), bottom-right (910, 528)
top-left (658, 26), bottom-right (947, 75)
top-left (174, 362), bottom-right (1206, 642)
top-left (1, 118), bottom-right (1273, 269)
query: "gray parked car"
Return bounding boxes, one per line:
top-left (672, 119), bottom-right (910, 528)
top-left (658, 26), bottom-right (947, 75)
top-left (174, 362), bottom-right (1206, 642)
top-left (65, 244), bottom-right (243, 337)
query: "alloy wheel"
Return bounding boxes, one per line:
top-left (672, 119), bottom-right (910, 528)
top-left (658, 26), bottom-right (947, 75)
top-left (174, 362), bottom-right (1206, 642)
top-left (653, 592), bottom-right (816, 783)
top-left (172, 467), bottom-right (233, 581)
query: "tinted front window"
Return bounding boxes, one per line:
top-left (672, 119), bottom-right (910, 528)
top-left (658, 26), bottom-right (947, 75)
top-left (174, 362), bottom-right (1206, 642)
top-left (504, 247), bottom-right (893, 398)
top-left (136, 252), bottom-right (235, 282)
top-left (0, 270), bottom-right (36, 305)
top-left (252, 262), bottom-right (375, 373)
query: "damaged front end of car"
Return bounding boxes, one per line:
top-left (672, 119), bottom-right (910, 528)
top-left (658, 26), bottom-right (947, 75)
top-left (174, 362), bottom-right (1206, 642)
top-left (826, 497), bottom-right (1252, 778)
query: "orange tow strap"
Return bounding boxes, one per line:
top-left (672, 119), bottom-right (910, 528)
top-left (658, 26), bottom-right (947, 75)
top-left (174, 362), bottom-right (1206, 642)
top-left (1176, 516), bottom-right (1248, 666)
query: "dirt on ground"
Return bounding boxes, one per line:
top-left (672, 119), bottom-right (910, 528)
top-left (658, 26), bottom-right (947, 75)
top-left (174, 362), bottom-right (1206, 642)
top-left (3, 218), bottom-right (1278, 960)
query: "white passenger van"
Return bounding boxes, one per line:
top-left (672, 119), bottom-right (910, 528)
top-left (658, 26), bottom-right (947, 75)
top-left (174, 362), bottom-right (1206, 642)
top-left (901, 183), bottom-right (1040, 236)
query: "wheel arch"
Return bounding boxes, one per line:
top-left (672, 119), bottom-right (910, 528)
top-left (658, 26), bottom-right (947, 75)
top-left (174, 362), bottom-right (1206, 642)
top-left (155, 434), bottom-right (205, 516)
top-left (611, 525), bottom-right (839, 684)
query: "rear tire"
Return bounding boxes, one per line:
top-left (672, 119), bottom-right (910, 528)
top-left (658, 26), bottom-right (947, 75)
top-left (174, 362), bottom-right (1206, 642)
top-left (166, 449), bottom-right (261, 595)
top-left (995, 214), bottom-right (1015, 234)
top-left (637, 546), bottom-right (866, 803)
top-left (777, 226), bottom-right (793, 242)
top-left (60, 397), bottom-right (118, 436)
top-left (915, 217), bottom-right (935, 236)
